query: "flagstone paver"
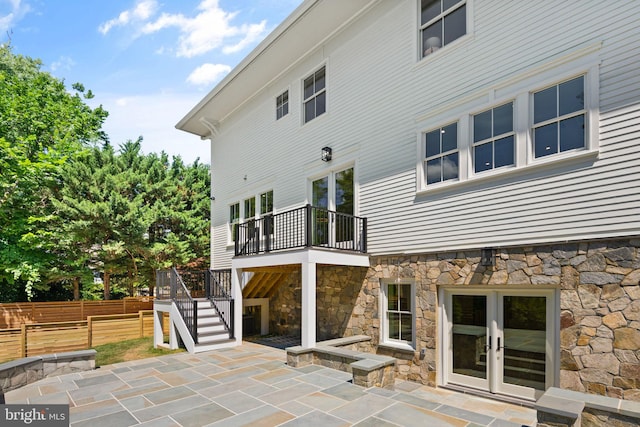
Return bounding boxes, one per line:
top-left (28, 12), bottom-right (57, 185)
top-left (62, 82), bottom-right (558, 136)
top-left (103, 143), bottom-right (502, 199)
top-left (4, 340), bottom-right (538, 426)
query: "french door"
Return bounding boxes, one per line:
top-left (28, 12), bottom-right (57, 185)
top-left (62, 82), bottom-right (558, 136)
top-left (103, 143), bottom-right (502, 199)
top-left (442, 289), bottom-right (556, 400)
top-left (311, 167), bottom-right (354, 247)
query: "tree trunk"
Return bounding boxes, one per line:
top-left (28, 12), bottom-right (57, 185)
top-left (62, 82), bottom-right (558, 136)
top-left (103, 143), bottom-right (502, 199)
top-left (73, 277), bottom-right (80, 301)
top-left (104, 271), bottom-right (110, 300)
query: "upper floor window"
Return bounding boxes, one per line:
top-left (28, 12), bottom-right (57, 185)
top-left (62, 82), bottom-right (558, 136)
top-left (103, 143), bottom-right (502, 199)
top-left (276, 91), bottom-right (289, 120)
top-left (425, 122), bottom-right (459, 184)
top-left (533, 76), bottom-right (585, 158)
top-left (303, 66), bottom-right (326, 123)
top-left (260, 190), bottom-right (273, 215)
top-left (229, 202), bottom-right (240, 240)
top-left (473, 102), bottom-right (515, 173)
top-left (244, 197), bottom-right (256, 219)
top-left (419, 68), bottom-right (596, 192)
top-left (420, 0), bottom-right (466, 58)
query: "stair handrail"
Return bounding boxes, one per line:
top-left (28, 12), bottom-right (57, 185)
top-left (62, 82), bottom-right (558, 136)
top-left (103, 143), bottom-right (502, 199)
top-left (171, 267), bottom-right (198, 344)
top-left (206, 269), bottom-right (234, 339)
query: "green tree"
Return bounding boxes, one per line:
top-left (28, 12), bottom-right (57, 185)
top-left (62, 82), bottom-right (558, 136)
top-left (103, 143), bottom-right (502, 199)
top-left (0, 44), bottom-right (108, 299)
top-left (54, 141), bottom-right (210, 299)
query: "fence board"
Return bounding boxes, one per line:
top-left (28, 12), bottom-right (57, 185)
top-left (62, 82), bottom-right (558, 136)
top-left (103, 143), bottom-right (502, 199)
top-left (90, 316), bottom-right (140, 346)
top-left (0, 298), bottom-right (153, 328)
top-left (0, 310), bottom-right (158, 362)
top-left (0, 330), bottom-right (22, 363)
top-left (25, 322), bottom-right (88, 356)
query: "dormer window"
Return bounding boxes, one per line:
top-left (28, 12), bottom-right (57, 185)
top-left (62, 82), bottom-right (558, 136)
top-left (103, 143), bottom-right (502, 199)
top-left (420, 0), bottom-right (467, 58)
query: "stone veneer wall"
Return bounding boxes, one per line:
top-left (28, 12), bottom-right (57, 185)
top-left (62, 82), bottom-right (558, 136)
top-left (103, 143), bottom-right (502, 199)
top-left (269, 270), bottom-right (302, 337)
top-left (266, 238), bottom-right (640, 400)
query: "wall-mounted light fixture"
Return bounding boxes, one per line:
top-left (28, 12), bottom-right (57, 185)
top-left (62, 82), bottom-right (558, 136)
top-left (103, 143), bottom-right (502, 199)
top-left (321, 146), bottom-right (332, 162)
top-left (481, 248), bottom-right (496, 267)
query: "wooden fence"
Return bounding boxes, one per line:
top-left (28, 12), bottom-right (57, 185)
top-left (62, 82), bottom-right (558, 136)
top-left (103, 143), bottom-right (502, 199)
top-left (0, 310), bottom-right (169, 363)
top-left (0, 297), bottom-right (154, 329)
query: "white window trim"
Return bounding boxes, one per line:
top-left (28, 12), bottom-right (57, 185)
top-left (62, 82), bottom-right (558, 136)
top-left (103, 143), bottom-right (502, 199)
top-left (416, 50), bottom-right (600, 195)
top-left (379, 279), bottom-right (416, 351)
top-left (415, 0), bottom-right (475, 64)
top-left (301, 62), bottom-right (328, 126)
top-left (276, 88), bottom-right (289, 121)
top-left (228, 202), bottom-right (240, 245)
top-left (226, 189), bottom-right (275, 247)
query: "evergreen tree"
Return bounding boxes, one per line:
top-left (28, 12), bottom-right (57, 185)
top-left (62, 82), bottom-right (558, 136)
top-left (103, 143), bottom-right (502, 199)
top-left (0, 44), bottom-right (108, 299)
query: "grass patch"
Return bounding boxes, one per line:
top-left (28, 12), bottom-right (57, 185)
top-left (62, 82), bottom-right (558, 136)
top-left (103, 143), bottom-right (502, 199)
top-left (94, 336), bottom-right (184, 367)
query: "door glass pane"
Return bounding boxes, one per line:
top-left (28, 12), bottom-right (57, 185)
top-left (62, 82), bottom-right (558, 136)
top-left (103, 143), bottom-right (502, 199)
top-left (312, 177), bottom-right (328, 245)
top-left (452, 295), bottom-right (487, 380)
top-left (335, 168), bottom-right (354, 243)
top-left (503, 296), bottom-right (546, 390)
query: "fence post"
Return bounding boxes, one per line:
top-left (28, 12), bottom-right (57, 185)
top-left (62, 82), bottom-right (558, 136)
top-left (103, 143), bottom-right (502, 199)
top-left (124, 298), bottom-right (127, 313)
top-left (87, 316), bottom-right (93, 348)
top-left (80, 300), bottom-right (85, 320)
top-left (139, 311), bottom-right (144, 337)
top-left (31, 303), bottom-right (35, 324)
top-left (20, 324), bottom-right (26, 357)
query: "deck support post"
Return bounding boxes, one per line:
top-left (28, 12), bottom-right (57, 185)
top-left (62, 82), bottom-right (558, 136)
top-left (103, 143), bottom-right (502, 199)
top-left (301, 261), bottom-right (317, 348)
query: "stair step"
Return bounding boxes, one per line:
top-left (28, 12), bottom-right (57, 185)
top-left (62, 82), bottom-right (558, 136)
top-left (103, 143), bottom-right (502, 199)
top-left (198, 325), bottom-right (227, 334)
top-left (198, 317), bottom-right (223, 326)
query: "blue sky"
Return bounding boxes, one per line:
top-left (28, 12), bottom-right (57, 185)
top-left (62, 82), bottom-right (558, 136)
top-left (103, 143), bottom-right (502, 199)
top-left (1, 0), bottom-right (302, 164)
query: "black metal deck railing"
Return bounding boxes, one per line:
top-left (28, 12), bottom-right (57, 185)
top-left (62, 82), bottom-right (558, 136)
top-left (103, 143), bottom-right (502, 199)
top-left (169, 267), bottom-right (198, 344)
top-left (235, 204), bottom-right (367, 256)
top-left (156, 268), bottom-right (234, 343)
top-left (206, 269), bottom-right (233, 339)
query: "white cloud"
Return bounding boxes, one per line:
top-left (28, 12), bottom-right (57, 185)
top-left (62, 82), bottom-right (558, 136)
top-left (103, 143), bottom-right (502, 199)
top-left (103, 0), bottom-right (269, 58)
top-left (50, 55), bottom-right (75, 72)
top-left (186, 63), bottom-right (231, 87)
top-left (222, 21), bottom-right (266, 54)
top-left (0, 0), bottom-right (32, 33)
top-left (98, 0), bottom-right (158, 35)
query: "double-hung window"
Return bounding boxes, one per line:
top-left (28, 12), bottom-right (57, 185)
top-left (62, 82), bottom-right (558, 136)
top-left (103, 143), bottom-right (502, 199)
top-left (473, 102), bottom-right (515, 173)
top-left (533, 76), bottom-right (585, 158)
top-left (260, 191), bottom-right (273, 215)
top-left (425, 122), bottom-right (459, 185)
top-left (276, 91), bottom-right (288, 120)
top-left (419, 66), bottom-right (595, 191)
top-left (382, 281), bottom-right (414, 347)
top-left (260, 190), bottom-right (274, 236)
top-left (229, 202), bottom-right (240, 241)
top-left (420, 0), bottom-right (467, 58)
top-left (303, 66), bottom-right (326, 123)
top-left (244, 197), bottom-right (256, 220)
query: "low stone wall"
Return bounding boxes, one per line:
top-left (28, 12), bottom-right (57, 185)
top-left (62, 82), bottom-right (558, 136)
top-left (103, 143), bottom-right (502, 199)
top-left (0, 350), bottom-right (96, 399)
top-left (536, 387), bottom-right (640, 426)
top-left (286, 336), bottom-right (395, 389)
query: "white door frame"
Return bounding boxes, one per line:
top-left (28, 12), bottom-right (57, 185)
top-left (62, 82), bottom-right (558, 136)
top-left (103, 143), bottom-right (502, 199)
top-left (439, 287), bottom-right (558, 401)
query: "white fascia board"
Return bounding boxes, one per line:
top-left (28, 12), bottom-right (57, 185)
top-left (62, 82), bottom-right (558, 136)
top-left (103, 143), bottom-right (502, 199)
top-left (231, 248), bottom-right (370, 270)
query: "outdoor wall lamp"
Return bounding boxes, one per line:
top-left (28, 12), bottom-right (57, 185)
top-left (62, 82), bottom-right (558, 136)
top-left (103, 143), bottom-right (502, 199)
top-left (321, 146), bottom-right (332, 162)
top-left (481, 248), bottom-right (496, 267)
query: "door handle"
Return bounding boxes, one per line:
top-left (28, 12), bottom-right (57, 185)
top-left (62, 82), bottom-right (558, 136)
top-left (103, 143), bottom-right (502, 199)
top-left (497, 337), bottom-right (501, 352)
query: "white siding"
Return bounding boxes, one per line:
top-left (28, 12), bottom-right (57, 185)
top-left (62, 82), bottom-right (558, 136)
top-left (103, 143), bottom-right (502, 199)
top-left (209, 0), bottom-right (640, 266)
